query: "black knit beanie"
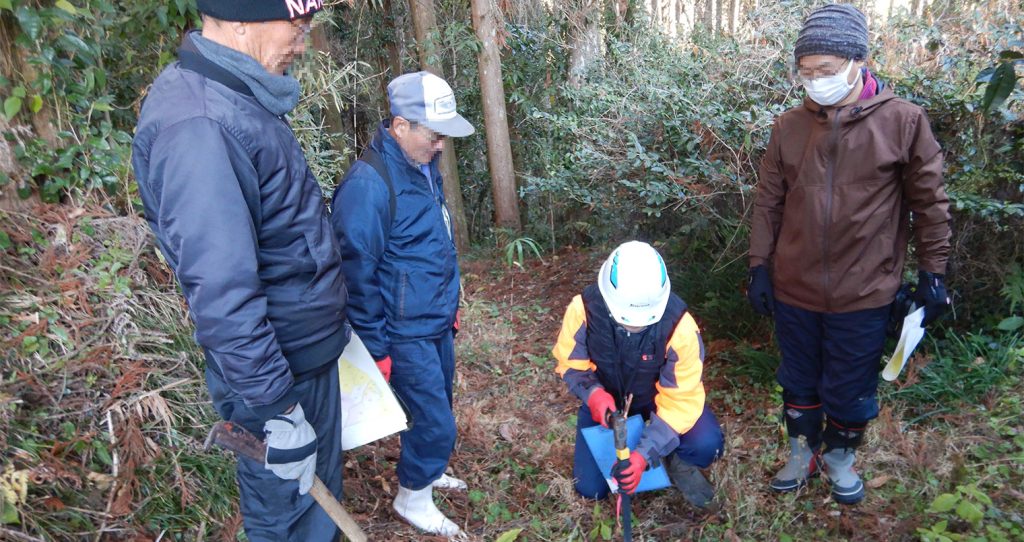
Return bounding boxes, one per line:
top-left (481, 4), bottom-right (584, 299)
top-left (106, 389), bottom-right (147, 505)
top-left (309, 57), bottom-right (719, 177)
top-left (794, 4), bottom-right (869, 61)
top-left (197, 0), bottom-right (323, 22)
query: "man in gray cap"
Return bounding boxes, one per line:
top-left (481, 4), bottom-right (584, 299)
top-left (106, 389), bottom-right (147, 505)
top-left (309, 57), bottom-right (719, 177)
top-left (331, 71), bottom-right (474, 536)
top-left (133, 1), bottom-right (349, 540)
top-left (747, 4), bottom-right (951, 505)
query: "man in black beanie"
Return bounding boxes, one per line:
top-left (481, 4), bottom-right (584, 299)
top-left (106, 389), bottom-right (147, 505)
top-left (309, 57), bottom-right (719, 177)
top-left (132, 1), bottom-right (349, 539)
top-left (747, 4), bottom-right (951, 505)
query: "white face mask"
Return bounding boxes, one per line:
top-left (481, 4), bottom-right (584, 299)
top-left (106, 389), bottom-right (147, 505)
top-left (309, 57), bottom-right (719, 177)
top-left (802, 59), bottom-right (856, 106)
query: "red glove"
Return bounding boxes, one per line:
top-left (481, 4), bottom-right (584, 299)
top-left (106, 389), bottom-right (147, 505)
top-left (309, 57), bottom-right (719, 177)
top-left (375, 356), bottom-right (392, 382)
top-left (586, 388), bottom-right (617, 428)
top-left (453, 309), bottom-right (461, 335)
top-left (611, 451), bottom-right (647, 494)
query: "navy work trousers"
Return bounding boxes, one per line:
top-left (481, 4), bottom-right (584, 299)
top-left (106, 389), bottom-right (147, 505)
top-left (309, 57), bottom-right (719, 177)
top-left (572, 402), bottom-right (724, 500)
top-left (390, 329), bottom-right (457, 490)
top-left (206, 362), bottom-right (342, 542)
top-left (774, 299), bottom-right (890, 423)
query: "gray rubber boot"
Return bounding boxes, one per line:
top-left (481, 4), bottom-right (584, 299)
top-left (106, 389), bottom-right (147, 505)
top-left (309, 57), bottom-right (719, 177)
top-left (769, 436), bottom-right (820, 492)
top-left (665, 455), bottom-right (716, 509)
top-left (821, 448), bottom-right (865, 505)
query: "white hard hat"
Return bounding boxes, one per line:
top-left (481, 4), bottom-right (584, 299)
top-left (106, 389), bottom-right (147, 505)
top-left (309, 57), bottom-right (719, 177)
top-left (597, 241), bottom-right (671, 327)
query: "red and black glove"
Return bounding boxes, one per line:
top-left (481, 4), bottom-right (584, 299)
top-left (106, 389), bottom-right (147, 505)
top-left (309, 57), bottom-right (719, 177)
top-left (611, 450), bottom-right (648, 495)
top-left (375, 355), bottom-right (392, 382)
top-left (453, 309), bottom-right (461, 336)
top-left (586, 388), bottom-right (617, 428)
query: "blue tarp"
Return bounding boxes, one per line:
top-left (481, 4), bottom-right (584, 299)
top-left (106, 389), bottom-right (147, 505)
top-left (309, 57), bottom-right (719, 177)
top-left (581, 414), bottom-right (672, 493)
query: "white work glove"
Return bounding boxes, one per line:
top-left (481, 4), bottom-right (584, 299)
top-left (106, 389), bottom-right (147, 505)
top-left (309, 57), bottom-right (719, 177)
top-left (263, 403), bottom-right (317, 494)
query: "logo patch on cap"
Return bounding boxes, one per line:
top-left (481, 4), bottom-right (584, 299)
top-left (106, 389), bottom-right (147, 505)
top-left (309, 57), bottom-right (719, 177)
top-left (284, 0), bottom-right (323, 19)
top-left (433, 95), bottom-right (456, 117)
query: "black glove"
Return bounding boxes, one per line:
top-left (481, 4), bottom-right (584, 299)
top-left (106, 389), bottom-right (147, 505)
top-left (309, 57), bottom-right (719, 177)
top-left (747, 265), bottom-right (774, 316)
top-left (915, 271), bottom-right (950, 327)
top-left (887, 283), bottom-right (915, 338)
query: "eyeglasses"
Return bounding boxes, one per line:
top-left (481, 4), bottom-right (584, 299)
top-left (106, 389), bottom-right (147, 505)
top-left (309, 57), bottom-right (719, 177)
top-left (411, 123), bottom-right (445, 144)
top-left (424, 130), bottom-right (446, 145)
top-left (289, 17), bottom-right (312, 39)
top-left (793, 59), bottom-right (852, 83)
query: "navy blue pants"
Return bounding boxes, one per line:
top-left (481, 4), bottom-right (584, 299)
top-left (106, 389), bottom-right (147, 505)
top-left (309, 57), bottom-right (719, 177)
top-left (572, 402), bottom-right (724, 500)
top-left (390, 329), bottom-right (457, 490)
top-left (206, 363), bottom-right (342, 542)
top-left (774, 300), bottom-right (890, 423)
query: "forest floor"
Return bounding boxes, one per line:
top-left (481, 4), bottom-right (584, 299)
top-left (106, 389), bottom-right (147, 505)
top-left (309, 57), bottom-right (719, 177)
top-left (1, 204), bottom-right (1022, 541)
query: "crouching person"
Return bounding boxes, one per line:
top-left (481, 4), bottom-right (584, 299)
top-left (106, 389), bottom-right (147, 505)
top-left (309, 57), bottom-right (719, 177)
top-left (553, 241), bottom-right (724, 508)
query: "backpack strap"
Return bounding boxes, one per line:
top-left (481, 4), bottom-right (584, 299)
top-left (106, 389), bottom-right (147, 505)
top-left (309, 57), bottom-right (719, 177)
top-left (357, 146), bottom-right (397, 224)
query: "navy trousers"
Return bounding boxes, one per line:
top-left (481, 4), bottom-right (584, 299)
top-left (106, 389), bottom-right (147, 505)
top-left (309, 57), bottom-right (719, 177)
top-left (206, 362), bottom-right (342, 542)
top-left (774, 299), bottom-right (890, 423)
top-left (390, 329), bottom-right (457, 490)
top-left (572, 402), bottom-right (724, 500)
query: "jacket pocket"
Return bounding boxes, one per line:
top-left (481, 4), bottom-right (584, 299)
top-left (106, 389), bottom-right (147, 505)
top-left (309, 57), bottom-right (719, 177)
top-left (879, 218), bottom-right (896, 274)
top-left (396, 272), bottom-right (409, 320)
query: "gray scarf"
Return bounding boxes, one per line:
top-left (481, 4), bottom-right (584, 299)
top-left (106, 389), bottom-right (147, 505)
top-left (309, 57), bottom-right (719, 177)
top-left (190, 31), bottom-right (300, 116)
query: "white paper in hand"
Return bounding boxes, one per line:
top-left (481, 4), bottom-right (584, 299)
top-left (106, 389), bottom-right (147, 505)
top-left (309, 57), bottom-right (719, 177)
top-left (338, 332), bottom-right (408, 450)
top-left (882, 306), bottom-right (926, 382)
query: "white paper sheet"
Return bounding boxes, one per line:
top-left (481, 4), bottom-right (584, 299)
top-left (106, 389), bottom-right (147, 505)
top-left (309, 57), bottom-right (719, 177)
top-left (338, 332), bottom-right (408, 450)
top-left (882, 306), bottom-right (926, 382)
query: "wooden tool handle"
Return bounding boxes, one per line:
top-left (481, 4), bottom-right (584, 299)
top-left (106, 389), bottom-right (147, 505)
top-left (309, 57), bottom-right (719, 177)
top-left (309, 477), bottom-right (368, 542)
top-left (206, 422), bottom-right (369, 541)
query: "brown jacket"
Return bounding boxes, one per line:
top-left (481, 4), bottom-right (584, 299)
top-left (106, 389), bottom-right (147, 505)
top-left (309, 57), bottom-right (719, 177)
top-left (749, 85), bottom-right (951, 313)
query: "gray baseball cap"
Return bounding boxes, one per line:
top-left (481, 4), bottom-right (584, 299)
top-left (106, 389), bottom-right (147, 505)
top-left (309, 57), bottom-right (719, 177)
top-left (388, 72), bottom-right (475, 138)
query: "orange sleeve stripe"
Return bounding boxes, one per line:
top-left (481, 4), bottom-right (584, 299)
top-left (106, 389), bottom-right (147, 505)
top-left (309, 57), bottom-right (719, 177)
top-left (553, 295), bottom-right (596, 377)
top-left (654, 313), bottom-right (706, 435)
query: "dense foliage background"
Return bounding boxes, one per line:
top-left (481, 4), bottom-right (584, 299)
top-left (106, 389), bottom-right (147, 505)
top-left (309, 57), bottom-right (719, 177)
top-left (1, 0), bottom-right (1021, 540)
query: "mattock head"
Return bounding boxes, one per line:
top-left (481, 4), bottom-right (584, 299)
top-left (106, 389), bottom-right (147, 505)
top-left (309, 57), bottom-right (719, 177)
top-left (204, 421), bottom-right (266, 462)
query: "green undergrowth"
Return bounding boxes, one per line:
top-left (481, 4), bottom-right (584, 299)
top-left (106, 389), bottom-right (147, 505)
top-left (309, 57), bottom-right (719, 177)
top-left (1, 207), bottom-right (1022, 541)
top-left (0, 207), bottom-right (238, 540)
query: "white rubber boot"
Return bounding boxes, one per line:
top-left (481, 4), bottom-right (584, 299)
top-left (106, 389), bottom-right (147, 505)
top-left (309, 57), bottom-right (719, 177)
top-left (393, 485), bottom-right (462, 537)
top-left (432, 473), bottom-right (468, 491)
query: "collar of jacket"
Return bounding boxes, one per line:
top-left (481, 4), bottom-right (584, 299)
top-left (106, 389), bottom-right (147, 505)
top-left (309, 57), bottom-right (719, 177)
top-left (373, 121), bottom-right (441, 178)
top-left (802, 75), bottom-right (895, 125)
top-left (177, 31), bottom-right (254, 98)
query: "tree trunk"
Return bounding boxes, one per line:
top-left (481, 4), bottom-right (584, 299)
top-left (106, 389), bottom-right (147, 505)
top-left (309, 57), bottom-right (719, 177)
top-left (567, 0), bottom-right (603, 87)
top-left (407, 0), bottom-right (471, 250)
top-left (0, 11), bottom-right (47, 208)
top-left (382, 0), bottom-right (404, 82)
top-left (716, 0), bottom-right (726, 35)
top-left (377, 0), bottom-right (405, 116)
top-left (470, 0), bottom-right (521, 231)
top-left (680, 0), bottom-right (695, 39)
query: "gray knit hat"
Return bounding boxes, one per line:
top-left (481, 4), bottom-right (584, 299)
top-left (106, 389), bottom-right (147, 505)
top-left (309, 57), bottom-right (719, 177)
top-left (794, 4), bottom-right (869, 61)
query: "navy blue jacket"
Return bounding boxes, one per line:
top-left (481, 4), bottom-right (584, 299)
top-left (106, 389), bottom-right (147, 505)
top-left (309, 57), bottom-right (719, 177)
top-left (330, 124), bottom-right (460, 360)
top-left (131, 35), bottom-right (349, 422)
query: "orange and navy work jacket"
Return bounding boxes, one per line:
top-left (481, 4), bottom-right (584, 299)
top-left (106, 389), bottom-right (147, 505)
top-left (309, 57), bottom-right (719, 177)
top-left (553, 284), bottom-right (707, 462)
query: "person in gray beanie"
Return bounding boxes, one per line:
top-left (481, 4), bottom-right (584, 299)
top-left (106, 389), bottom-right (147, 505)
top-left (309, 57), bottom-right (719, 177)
top-left (747, 3), bottom-right (952, 505)
top-left (133, 2), bottom-right (351, 540)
